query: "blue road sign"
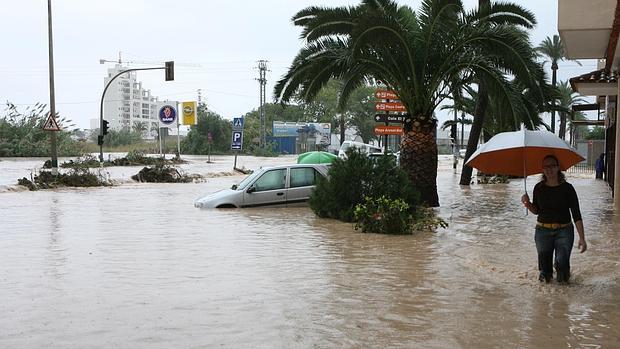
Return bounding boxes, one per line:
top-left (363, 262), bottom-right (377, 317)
top-left (233, 117), bottom-right (244, 130)
top-left (231, 131), bottom-right (243, 150)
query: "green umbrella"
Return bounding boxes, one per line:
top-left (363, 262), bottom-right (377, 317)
top-left (297, 151), bottom-right (338, 164)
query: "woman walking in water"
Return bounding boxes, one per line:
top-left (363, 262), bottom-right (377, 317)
top-left (521, 154), bottom-right (587, 283)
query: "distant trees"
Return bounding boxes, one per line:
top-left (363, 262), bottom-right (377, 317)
top-left (536, 35), bottom-right (581, 134)
top-left (294, 80), bottom-right (376, 144)
top-left (0, 102), bottom-right (82, 157)
top-left (92, 128), bottom-right (143, 147)
top-left (181, 103), bottom-right (232, 154)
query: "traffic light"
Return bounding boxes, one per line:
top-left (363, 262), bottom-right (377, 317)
top-left (165, 61), bottom-right (174, 81)
top-left (102, 119), bottom-right (109, 135)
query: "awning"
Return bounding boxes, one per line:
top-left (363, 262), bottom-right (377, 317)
top-left (569, 68), bottom-right (618, 95)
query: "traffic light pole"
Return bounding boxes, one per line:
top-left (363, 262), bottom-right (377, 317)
top-left (99, 64), bottom-right (173, 162)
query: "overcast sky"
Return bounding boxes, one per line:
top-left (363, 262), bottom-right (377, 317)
top-left (0, 0), bottom-right (596, 129)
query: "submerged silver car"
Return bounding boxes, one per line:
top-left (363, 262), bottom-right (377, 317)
top-left (194, 163), bottom-right (330, 208)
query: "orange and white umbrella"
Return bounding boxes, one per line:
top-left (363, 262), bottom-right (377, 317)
top-left (465, 129), bottom-right (584, 177)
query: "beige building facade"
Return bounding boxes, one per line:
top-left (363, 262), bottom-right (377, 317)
top-left (559, 0), bottom-right (620, 209)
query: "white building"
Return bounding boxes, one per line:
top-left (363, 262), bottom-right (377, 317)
top-left (91, 64), bottom-right (177, 139)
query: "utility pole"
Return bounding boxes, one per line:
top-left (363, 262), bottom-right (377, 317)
top-left (47, 0), bottom-right (58, 174)
top-left (256, 60), bottom-right (268, 148)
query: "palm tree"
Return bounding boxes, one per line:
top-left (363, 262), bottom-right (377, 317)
top-left (133, 121), bottom-right (148, 138)
top-left (556, 80), bottom-right (587, 144)
top-left (458, 0), bottom-right (553, 185)
top-left (483, 76), bottom-right (553, 135)
top-left (441, 113), bottom-right (472, 149)
top-left (536, 35), bottom-right (581, 134)
top-left (557, 80), bottom-right (586, 140)
top-left (275, 0), bottom-right (541, 207)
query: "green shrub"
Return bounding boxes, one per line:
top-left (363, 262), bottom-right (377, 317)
top-left (354, 196), bottom-right (412, 234)
top-left (354, 196), bottom-right (448, 234)
top-left (410, 206), bottom-right (449, 232)
top-left (476, 174), bottom-right (510, 184)
top-left (17, 168), bottom-right (110, 190)
top-left (309, 148), bottom-right (420, 222)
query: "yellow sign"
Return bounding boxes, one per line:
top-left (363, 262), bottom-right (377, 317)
top-left (182, 101), bottom-right (197, 125)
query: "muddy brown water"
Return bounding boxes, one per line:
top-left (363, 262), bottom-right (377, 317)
top-left (1, 155), bottom-right (619, 348)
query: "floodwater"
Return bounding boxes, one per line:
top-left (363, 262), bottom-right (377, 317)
top-left (1, 155), bottom-right (619, 348)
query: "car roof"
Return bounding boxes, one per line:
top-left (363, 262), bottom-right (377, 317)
top-left (258, 163), bottom-right (330, 170)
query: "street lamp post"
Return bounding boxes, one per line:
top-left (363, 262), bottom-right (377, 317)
top-left (99, 63), bottom-right (174, 162)
top-left (47, 0), bottom-right (58, 174)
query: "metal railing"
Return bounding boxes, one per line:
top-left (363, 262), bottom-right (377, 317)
top-left (566, 163), bottom-right (594, 173)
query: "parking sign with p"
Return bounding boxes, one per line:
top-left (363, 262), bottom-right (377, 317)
top-left (231, 131), bottom-right (243, 150)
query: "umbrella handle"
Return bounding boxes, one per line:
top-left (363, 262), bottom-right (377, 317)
top-left (524, 175), bottom-right (528, 216)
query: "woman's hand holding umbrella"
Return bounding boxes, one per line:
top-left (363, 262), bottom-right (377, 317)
top-left (521, 193), bottom-right (536, 214)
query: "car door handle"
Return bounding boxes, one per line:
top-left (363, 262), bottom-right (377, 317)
top-left (276, 192), bottom-right (284, 196)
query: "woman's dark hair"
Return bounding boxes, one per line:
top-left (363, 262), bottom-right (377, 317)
top-left (541, 154), bottom-right (565, 183)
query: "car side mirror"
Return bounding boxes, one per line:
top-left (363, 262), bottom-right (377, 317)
top-left (246, 185), bottom-right (256, 194)
top-left (231, 184), bottom-right (238, 190)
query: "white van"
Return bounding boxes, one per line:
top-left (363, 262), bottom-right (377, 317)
top-left (338, 141), bottom-right (383, 159)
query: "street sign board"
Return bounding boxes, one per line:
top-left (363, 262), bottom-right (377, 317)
top-left (231, 130), bottom-right (243, 150)
top-left (181, 101), bottom-right (197, 125)
top-left (374, 89), bottom-right (399, 100)
top-left (374, 114), bottom-right (410, 124)
top-left (42, 114), bottom-right (61, 131)
top-left (374, 125), bottom-right (403, 135)
top-left (233, 117), bottom-right (244, 130)
top-left (375, 102), bottom-right (406, 112)
top-left (159, 105), bottom-right (177, 125)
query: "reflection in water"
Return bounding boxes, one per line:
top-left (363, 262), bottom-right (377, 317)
top-left (46, 196), bottom-right (67, 282)
top-left (0, 156), bottom-right (619, 348)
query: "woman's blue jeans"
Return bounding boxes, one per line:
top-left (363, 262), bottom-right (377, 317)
top-left (534, 224), bottom-right (574, 282)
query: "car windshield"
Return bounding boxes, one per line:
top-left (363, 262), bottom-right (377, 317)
top-left (235, 169), bottom-right (264, 190)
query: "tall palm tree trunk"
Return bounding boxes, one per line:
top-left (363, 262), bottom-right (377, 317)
top-left (559, 113), bottom-right (567, 140)
top-left (460, 83), bottom-right (489, 185)
top-left (339, 113), bottom-right (345, 145)
top-left (400, 118), bottom-right (439, 207)
top-left (460, 121), bottom-right (465, 149)
top-left (551, 63), bottom-right (557, 134)
top-left (459, 0), bottom-right (491, 186)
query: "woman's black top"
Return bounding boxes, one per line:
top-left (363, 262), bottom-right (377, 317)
top-left (532, 181), bottom-right (582, 224)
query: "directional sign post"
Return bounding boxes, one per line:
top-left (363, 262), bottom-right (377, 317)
top-left (375, 102), bottom-right (407, 112)
top-left (374, 114), bottom-right (411, 124)
top-left (374, 89), bottom-right (399, 100)
top-left (375, 88), bottom-right (406, 154)
top-left (374, 125), bottom-right (403, 135)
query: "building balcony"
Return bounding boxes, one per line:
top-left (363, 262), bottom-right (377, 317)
top-left (558, 0), bottom-right (616, 59)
